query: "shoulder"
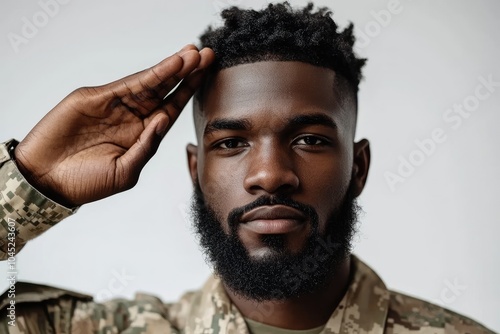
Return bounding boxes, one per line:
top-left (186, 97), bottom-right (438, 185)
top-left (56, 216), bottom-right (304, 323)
top-left (0, 281), bottom-right (178, 333)
top-left (0, 281), bottom-right (93, 333)
top-left (386, 290), bottom-right (495, 333)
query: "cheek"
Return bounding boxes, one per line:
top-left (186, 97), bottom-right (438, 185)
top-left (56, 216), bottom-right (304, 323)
top-left (199, 159), bottom-right (245, 228)
top-left (297, 152), bottom-right (352, 224)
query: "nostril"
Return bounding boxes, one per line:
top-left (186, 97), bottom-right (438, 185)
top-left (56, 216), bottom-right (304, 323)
top-left (244, 167), bottom-right (299, 195)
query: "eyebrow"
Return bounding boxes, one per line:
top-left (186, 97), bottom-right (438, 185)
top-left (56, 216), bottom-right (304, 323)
top-left (204, 118), bottom-right (252, 136)
top-left (288, 113), bottom-right (337, 131)
top-left (203, 113), bottom-right (337, 137)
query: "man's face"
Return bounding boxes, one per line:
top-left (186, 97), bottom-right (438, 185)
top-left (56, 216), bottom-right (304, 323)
top-left (188, 61), bottom-right (370, 299)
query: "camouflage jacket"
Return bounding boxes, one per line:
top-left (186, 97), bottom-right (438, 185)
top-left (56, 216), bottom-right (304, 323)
top-left (0, 139), bottom-right (495, 334)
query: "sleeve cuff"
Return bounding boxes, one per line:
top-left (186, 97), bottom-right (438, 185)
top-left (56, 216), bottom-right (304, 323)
top-left (0, 139), bottom-right (79, 259)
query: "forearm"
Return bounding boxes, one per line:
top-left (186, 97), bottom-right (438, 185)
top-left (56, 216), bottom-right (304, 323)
top-left (0, 139), bottom-right (77, 260)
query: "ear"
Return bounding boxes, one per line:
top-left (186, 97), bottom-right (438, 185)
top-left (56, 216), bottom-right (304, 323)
top-left (351, 139), bottom-right (371, 197)
top-left (186, 144), bottom-right (198, 184)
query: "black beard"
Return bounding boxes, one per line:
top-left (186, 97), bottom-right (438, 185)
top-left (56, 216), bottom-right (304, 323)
top-left (190, 181), bottom-right (360, 302)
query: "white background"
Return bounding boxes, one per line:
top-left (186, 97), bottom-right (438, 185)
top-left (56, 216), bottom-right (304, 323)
top-left (1, 0), bottom-right (499, 331)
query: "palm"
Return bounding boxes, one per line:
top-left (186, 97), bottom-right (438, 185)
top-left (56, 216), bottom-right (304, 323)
top-left (14, 45), bottom-right (215, 206)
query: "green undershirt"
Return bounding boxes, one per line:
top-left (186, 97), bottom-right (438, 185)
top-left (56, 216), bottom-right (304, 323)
top-left (245, 318), bottom-right (325, 334)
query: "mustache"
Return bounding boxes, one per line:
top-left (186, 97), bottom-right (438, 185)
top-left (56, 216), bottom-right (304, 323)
top-left (227, 195), bottom-right (319, 232)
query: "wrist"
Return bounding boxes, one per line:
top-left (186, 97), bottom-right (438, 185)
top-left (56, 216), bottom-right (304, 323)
top-left (12, 142), bottom-right (78, 209)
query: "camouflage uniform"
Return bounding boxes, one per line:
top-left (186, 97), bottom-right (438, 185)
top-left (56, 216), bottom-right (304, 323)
top-left (0, 140), bottom-right (495, 334)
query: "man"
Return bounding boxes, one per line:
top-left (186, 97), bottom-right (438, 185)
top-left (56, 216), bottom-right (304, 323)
top-left (0, 2), bottom-right (495, 333)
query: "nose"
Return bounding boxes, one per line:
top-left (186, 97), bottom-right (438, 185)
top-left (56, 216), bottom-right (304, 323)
top-left (243, 141), bottom-right (299, 195)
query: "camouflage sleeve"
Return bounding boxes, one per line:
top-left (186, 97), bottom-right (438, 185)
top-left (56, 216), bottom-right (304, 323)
top-left (0, 282), bottom-right (92, 333)
top-left (0, 139), bottom-right (78, 260)
top-left (0, 282), bottom-right (176, 333)
top-left (387, 291), bottom-right (497, 334)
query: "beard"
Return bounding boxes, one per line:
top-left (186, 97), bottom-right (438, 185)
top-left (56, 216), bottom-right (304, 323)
top-left (190, 180), bottom-right (361, 302)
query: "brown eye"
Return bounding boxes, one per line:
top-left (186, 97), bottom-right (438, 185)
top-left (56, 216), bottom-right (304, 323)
top-left (218, 139), bottom-right (245, 149)
top-left (295, 136), bottom-right (325, 146)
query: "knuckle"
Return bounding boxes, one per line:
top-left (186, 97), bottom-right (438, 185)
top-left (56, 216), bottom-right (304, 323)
top-left (72, 86), bottom-right (93, 97)
top-left (69, 86), bottom-right (99, 103)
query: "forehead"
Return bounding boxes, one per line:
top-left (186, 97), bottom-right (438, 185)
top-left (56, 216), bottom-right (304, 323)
top-left (204, 61), bottom-right (338, 114)
top-left (195, 61), bottom-right (355, 138)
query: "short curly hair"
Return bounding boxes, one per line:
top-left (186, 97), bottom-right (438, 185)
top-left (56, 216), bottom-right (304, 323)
top-left (195, 2), bottom-right (366, 111)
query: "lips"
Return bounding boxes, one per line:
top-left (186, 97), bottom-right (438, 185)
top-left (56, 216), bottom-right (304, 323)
top-left (240, 205), bottom-right (307, 234)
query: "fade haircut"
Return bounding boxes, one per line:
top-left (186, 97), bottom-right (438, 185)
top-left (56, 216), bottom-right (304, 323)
top-left (194, 1), bottom-right (366, 116)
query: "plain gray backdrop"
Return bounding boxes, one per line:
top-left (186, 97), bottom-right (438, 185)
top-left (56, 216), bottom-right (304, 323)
top-left (1, 0), bottom-right (499, 331)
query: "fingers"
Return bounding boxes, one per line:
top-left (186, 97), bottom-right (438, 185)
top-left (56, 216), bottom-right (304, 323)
top-left (122, 66), bottom-right (209, 168)
top-left (112, 46), bottom-right (215, 186)
top-left (151, 46), bottom-right (215, 99)
top-left (156, 69), bottom-right (207, 124)
top-left (107, 45), bottom-right (215, 117)
top-left (153, 49), bottom-right (202, 98)
top-left (198, 47), bottom-right (216, 69)
top-left (115, 50), bottom-right (199, 116)
top-left (114, 45), bottom-right (200, 95)
top-left (118, 113), bottom-right (168, 181)
top-left (177, 44), bottom-right (199, 55)
top-left (152, 49), bottom-right (214, 127)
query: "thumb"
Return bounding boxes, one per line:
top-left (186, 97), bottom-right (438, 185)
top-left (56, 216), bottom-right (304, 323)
top-left (118, 113), bottom-right (169, 180)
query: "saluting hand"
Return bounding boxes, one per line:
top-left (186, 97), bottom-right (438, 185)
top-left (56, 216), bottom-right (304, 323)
top-left (14, 44), bottom-right (215, 207)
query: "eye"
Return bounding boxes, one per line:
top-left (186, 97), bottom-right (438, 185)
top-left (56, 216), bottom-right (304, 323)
top-left (216, 138), bottom-right (247, 149)
top-left (294, 136), bottom-right (328, 146)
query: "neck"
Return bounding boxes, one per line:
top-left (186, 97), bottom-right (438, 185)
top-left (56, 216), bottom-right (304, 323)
top-left (223, 256), bottom-right (352, 330)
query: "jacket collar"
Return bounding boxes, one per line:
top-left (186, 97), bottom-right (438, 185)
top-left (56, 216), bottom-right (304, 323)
top-left (183, 255), bottom-right (389, 334)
